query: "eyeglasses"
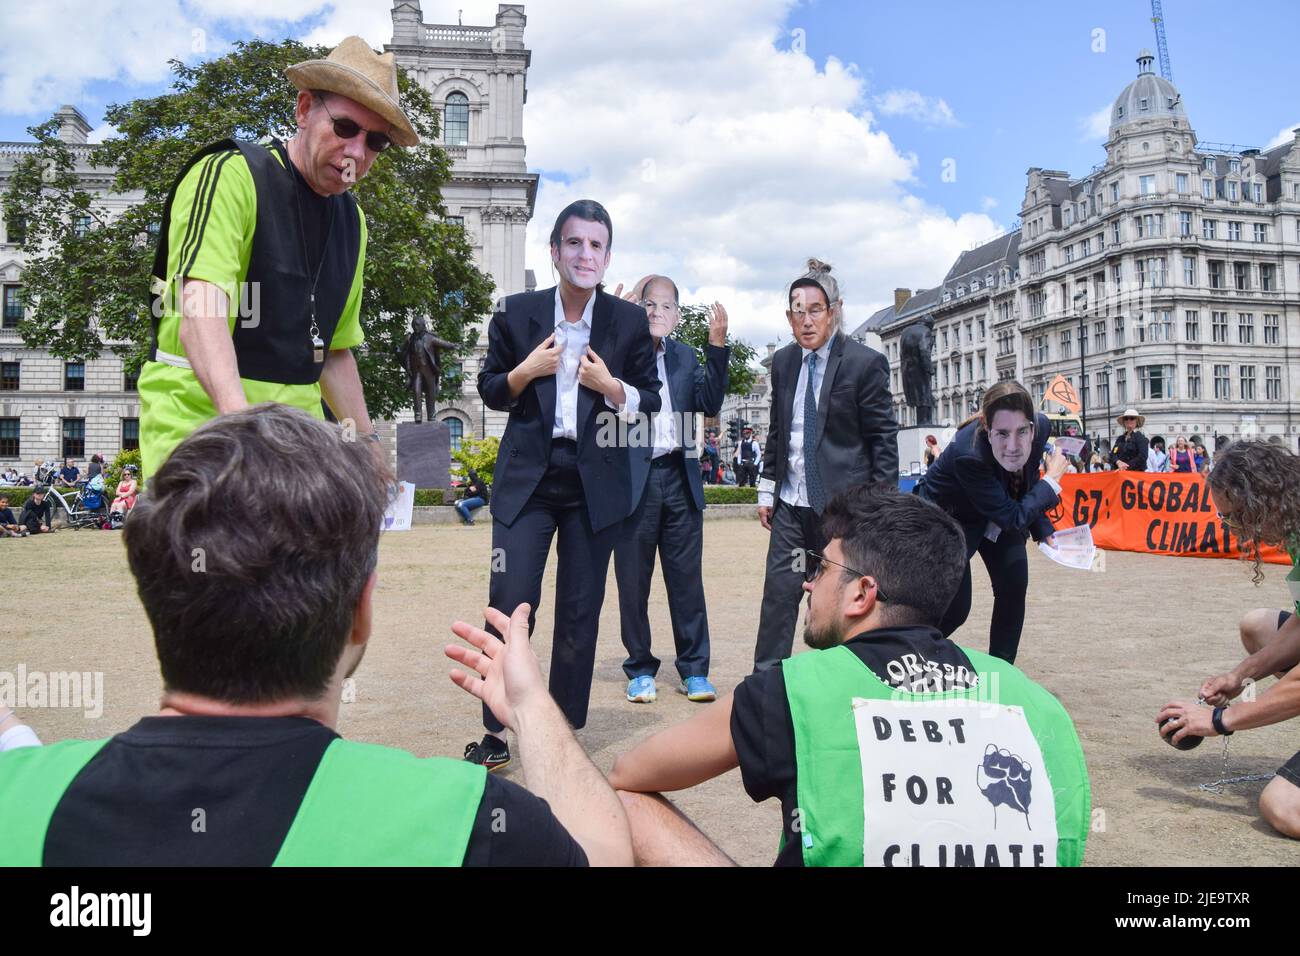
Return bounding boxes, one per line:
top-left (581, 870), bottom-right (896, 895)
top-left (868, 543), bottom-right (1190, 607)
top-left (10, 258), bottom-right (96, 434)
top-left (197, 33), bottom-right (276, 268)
top-left (805, 549), bottom-right (889, 601)
top-left (320, 97), bottom-right (392, 153)
top-left (791, 305), bottom-right (829, 320)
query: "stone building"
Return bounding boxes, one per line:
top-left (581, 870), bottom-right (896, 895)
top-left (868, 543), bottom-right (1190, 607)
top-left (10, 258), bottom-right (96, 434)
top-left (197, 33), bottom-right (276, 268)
top-left (879, 51), bottom-right (1300, 450)
top-left (0, 106), bottom-right (145, 473)
top-left (386, 1), bottom-right (539, 446)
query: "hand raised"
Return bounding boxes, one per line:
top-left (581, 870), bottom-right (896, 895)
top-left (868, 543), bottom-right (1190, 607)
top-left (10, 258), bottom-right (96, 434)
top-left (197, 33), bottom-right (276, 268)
top-left (446, 603), bottom-right (547, 733)
top-left (708, 302), bottom-right (729, 347)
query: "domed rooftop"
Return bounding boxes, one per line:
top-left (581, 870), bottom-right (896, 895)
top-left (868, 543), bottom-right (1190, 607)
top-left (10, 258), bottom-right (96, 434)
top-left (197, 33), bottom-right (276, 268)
top-left (1109, 50), bottom-right (1187, 139)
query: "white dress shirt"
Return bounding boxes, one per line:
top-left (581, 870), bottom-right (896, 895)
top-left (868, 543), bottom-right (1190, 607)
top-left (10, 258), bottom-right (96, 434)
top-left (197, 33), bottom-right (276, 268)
top-left (551, 288), bottom-right (640, 440)
top-left (758, 334), bottom-right (835, 509)
top-left (650, 342), bottom-right (678, 458)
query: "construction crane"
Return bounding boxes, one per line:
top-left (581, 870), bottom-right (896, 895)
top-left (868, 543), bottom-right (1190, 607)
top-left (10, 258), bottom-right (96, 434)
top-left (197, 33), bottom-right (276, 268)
top-left (1150, 0), bottom-right (1174, 82)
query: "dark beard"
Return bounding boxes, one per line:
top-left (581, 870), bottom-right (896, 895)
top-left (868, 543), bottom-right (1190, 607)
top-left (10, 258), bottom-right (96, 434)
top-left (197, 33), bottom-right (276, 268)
top-left (803, 616), bottom-right (845, 651)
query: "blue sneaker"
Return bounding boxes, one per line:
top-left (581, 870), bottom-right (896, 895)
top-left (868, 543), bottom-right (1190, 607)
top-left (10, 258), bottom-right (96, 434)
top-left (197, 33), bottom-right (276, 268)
top-left (626, 675), bottom-right (657, 703)
top-left (679, 676), bottom-right (717, 702)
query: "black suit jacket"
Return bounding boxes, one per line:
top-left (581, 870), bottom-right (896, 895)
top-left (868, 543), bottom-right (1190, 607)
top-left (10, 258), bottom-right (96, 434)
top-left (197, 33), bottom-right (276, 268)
top-left (919, 412), bottom-right (1057, 554)
top-left (477, 286), bottom-right (662, 532)
top-left (627, 338), bottom-right (729, 513)
top-left (760, 333), bottom-right (898, 511)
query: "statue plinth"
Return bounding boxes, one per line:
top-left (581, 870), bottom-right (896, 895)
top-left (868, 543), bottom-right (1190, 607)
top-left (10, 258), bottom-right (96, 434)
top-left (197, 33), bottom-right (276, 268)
top-left (396, 421), bottom-right (452, 489)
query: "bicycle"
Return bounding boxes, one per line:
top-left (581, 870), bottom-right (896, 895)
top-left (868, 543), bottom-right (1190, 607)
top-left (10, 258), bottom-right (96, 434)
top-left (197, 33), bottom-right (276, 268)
top-left (36, 465), bottom-right (109, 530)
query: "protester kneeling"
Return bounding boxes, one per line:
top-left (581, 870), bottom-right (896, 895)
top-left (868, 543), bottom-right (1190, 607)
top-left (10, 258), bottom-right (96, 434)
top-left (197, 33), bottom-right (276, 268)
top-left (610, 483), bottom-right (1091, 866)
top-left (1158, 439), bottom-right (1300, 840)
top-left (0, 403), bottom-right (629, 866)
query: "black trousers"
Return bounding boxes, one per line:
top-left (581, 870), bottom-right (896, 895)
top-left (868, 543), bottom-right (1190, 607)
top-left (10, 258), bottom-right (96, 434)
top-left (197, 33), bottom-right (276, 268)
top-left (613, 454), bottom-right (710, 681)
top-left (939, 532), bottom-right (1030, 664)
top-left (735, 461), bottom-right (758, 487)
top-left (753, 499), bottom-right (827, 671)
top-left (484, 440), bottom-right (618, 733)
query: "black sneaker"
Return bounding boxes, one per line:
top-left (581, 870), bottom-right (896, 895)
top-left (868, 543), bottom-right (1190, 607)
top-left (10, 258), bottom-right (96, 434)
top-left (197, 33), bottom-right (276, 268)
top-left (463, 735), bottom-right (511, 772)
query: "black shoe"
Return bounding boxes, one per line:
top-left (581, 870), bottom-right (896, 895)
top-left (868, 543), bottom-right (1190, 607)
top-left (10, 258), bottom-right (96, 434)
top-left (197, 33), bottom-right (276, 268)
top-left (463, 735), bottom-right (510, 772)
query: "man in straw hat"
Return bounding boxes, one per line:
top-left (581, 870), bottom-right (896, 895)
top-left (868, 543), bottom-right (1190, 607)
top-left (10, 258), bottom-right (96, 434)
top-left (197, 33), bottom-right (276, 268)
top-left (1111, 408), bottom-right (1149, 472)
top-left (139, 37), bottom-right (418, 477)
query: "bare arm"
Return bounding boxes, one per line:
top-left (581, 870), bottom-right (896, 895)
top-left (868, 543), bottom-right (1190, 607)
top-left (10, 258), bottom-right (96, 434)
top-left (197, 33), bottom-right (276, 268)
top-left (319, 347), bottom-right (374, 435)
top-left (177, 279), bottom-right (248, 415)
top-left (609, 693), bottom-right (739, 793)
top-left (447, 605), bottom-right (632, 867)
top-left (1232, 614), bottom-right (1300, 683)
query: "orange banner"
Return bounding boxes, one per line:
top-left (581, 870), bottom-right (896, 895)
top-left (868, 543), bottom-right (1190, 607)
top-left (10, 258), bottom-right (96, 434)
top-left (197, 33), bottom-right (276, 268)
top-left (1047, 472), bottom-right (1288, 564)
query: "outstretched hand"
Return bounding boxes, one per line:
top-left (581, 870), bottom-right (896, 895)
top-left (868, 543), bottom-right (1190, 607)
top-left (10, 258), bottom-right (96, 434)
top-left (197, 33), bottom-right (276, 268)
top-left (447, 603), bottom-right (547, 733)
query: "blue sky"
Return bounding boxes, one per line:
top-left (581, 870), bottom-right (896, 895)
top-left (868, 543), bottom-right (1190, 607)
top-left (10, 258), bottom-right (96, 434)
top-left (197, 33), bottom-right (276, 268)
top-left (2, 0), bottom-right (1296, 343)
top-left (778, 0), bottom-right (1298, 231)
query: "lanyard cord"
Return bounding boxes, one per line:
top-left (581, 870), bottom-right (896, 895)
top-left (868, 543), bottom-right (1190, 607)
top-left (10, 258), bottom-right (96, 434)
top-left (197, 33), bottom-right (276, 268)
top-left (282, 141), bottom-right (336, 357)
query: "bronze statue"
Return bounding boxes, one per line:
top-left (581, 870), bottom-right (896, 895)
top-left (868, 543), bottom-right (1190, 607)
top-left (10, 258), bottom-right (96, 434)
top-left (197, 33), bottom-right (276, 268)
top-left (400, 317), bottom-right (457, 423)
top-left (899, 318), bottom-right (935, 425)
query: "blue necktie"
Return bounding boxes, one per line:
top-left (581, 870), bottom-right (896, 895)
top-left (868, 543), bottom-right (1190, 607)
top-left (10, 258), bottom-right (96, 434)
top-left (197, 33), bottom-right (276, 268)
top-left (804, 352), bottom-right (825, 511)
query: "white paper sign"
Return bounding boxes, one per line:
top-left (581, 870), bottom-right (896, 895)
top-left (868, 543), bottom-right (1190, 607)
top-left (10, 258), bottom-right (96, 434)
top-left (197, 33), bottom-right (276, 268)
top-left (381, 481), bottom-right (415, 532)
top-left (853, 697), bottom-right (1058, 867)
top-left (1051, 437), bottom-right (1086, 457)
top-left (1038, 523), bottom-right (1097, 570)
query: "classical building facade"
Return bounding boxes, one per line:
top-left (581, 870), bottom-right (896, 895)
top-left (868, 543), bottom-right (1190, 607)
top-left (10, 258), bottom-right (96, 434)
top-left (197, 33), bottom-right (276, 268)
top-left (387, 1), bottom-right (539, 445)
top-left (880, 51), bottom-right (1300, 450)
top-left (0, 106), bottom-right (145, 472)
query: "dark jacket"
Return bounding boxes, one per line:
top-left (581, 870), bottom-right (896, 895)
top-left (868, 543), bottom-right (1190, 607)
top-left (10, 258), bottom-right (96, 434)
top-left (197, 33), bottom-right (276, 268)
top-left (477, 286), bottom-right (662, 532)
top-left (761, 333), bottom-right (898, 512)
top-left (21, 497), bottom-right (52, 529)
top-left (919, 412), bottom-right (1057, 555)
top-left (627, 338), bottom-right (728, 513)
top-left (465, 477), bottom-right (490, 504)
top-left (1112, 430), bottom-right (1149, 471)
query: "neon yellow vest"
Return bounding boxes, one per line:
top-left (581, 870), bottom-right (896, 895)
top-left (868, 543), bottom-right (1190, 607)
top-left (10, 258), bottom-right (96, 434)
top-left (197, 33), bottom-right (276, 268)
top-left (0, 737), bottom-right (485, 866)
top-left (782, 644), bottom-right (1090, 867)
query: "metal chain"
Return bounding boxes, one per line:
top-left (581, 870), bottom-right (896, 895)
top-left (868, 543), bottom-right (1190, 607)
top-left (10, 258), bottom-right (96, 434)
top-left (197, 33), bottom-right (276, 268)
top-left (1196, 714), bottom-right (1275, 794)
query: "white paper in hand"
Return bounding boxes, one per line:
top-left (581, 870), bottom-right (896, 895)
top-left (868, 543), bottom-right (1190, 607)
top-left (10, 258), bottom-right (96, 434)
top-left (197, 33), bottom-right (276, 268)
top-left (382, 481), bottom-right (415, 532)
top-left (1052, 437), bottom-right (1086, 457)
top-left (1038, 523), bottom-right (1097, 570)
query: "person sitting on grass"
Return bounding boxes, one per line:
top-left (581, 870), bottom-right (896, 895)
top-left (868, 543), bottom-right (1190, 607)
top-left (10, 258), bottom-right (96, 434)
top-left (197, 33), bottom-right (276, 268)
top-left (1159, 439), bottom-right (1300, 840)
top-left (609, 484), bottom-right (1091, 867)
top-left (0, 494), bottom-right (26, 537)
top-left (19, 487), bottom-right (55, 534)
top-left (0, 404), bottom-right (631, 867)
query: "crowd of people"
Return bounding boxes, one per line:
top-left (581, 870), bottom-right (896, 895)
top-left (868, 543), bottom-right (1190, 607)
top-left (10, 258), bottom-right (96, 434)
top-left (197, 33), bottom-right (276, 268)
top-left (1, 36), bottom-right (1294, 868)
top-left (0, 455), bottom-right (140, 537)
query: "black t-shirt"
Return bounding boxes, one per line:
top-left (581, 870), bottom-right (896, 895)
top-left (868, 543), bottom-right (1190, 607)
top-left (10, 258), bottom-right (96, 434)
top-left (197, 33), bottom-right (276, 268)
top-left (21, 497), bottom-right (51, 525)
top-left (42, 716), bottom-right (586, 867)
top-left (288, 157), bottom-right (331, 278)
top-left (0, 507), bottom-right (15, 524)
top-left (730, 625), bottom-right (978, 867)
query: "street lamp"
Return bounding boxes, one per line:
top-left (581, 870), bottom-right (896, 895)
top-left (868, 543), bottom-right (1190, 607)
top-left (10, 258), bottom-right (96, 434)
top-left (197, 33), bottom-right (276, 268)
top-left (1073, 291), bottom-right (1088, 439)
top-left (1101, 361), bottom-right (1114, 453)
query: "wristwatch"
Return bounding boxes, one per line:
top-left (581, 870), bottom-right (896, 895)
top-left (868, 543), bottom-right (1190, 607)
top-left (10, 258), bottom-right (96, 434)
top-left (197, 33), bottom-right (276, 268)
top-left (1211, 706), bottom-right (1233, 736)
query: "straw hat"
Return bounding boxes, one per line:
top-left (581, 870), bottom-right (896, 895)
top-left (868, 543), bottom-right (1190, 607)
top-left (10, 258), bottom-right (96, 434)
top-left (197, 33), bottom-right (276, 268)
top-left (285, 36), bottom-right (419, 148)
top-left (1116, 407), bottom-right (1146, 429)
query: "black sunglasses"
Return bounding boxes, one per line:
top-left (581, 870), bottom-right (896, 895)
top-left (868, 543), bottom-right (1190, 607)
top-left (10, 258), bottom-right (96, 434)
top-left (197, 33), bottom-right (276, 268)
top-left (805, 549), bottom-right (889, 602)
top-left (321, 97), bottom-right (392, 152)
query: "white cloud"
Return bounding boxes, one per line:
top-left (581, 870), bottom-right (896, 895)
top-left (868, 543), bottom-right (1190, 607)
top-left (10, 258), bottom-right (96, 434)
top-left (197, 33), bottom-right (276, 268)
top-left (980, 196), bottom-right (998, 212)
top-left (1266, 123), bottom-right (1300, 149)
top-left (11, 0), bottom-right (1000, 348)
top-left (87, 122), bottom-right (118, 144)
top-left (871, 89), bottom-right (959, 128)
top-left (1080, 104), bottom-right (1111, 142)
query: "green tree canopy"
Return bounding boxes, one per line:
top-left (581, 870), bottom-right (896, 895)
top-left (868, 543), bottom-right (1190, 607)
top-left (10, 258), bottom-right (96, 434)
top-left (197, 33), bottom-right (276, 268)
top-left (2, 38), bottom-right (494, 420)
top-left (674, 303), bottom-right (758, 397)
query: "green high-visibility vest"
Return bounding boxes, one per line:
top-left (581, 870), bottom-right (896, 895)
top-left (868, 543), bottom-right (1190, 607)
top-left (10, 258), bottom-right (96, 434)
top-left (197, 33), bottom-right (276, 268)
top-left (782, 644), bottom-right (1090, 867)
top-left (0, 737), bottom-right (486, 866)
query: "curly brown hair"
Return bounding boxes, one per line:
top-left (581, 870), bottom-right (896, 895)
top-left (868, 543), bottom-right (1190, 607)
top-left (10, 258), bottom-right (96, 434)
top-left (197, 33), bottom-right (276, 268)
top-left (1207, 440), bottom-right (1300, 584)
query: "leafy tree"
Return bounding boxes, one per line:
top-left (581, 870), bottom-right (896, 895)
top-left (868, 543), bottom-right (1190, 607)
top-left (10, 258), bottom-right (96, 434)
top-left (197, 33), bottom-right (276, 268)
top-left (674, 303), bottom-right (757, 397)
top-left (451, 435), bottom-right (500, 485)
top-left (2, 38), bottom-right (493, 420)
